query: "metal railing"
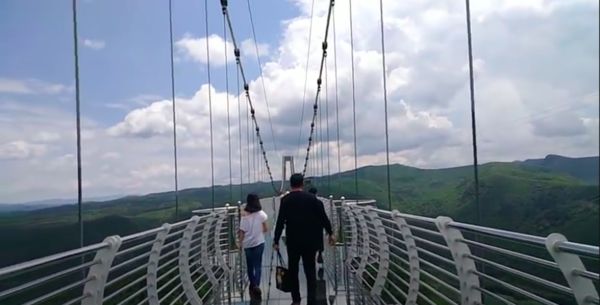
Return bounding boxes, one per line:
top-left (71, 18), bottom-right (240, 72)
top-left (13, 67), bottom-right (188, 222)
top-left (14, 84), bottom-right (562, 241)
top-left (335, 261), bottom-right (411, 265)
top-left (1, 196), bottom-right (598, 305)
top-left (0, 211), bottom-right (234, 305)
top-left (319, 196), bottom-right (600, 305)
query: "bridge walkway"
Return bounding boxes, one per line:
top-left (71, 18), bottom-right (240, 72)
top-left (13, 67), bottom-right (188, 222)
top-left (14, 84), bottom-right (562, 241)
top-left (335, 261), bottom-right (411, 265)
top-left (0, 196), bottom-right (598, 305)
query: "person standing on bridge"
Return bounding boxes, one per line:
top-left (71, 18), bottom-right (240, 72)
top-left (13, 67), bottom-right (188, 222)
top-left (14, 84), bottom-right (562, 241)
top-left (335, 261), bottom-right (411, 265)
top-left (308, 186), bottom-right (325, 264)
top-left (273, 174), bottom-right (335, 305)
top-left (239, 193), bottom-right (269, 297)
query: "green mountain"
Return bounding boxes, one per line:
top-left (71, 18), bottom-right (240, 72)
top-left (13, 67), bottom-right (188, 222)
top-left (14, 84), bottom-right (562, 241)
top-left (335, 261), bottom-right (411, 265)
top-left (0, 155), bottom-right (597, 305)
top-left (518, 154), bottom-right (599, 184)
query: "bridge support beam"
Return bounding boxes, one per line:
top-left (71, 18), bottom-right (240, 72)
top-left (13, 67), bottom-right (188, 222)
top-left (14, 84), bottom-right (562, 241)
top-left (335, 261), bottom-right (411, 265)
top-left (391, 210), bottom-right (420, 305)
top-left (366, 206), bottom-right (390, 299)
top-left (82, 236), bottom-right (122, 305)
top-left (147, 224), bottom-right (171, 305)
top-left (435, 216), bottom-right (481, 305)
top-left (179, 216), bottom-right (203, 305)
top-left (546, 233), bottom-right (599, 305)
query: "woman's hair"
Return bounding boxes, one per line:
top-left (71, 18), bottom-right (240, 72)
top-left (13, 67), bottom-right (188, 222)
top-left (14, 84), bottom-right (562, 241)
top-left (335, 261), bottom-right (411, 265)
top-left (244, 192), bottom-right (262, 213)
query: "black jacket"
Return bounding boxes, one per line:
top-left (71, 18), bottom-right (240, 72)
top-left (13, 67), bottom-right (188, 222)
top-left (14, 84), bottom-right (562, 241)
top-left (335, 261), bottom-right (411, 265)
top-left (273, 191), bottom-right (333, 251)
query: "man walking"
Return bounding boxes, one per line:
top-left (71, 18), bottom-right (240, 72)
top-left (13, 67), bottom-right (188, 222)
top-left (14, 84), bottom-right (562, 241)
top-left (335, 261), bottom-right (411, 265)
top-left (273, 174), bottom-right (335, 305)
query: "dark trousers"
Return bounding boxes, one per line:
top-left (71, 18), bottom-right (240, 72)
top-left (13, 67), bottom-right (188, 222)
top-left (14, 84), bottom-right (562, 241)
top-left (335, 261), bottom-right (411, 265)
top-left (244, 243), bottom-right (265, 287)
top-left (287, 245), bottom-right (317, 304)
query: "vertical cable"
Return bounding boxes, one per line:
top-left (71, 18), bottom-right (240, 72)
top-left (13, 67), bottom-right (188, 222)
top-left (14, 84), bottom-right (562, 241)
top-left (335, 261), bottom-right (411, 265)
top-left (252, 118), bottom-right (256, 182)
top-left (325, 58), bottom-right (331, 191)
top-left (224, 14), bottom-right (233, 204)
top-left (348, 0), bottom-right (359, 197)
top-left (246, 95), bottom-right (251, 186)
top-left (71, 0), bottom-right (84, 277)
top-left (333, 10), bottom-right (342, 191)
top-left (319, 92), bottom-right (324, 182)
top-left (378, 0), bottom-right (391, 210)
top-left (295, 0), bottom-right (317, 161)
top-left (168, 0), bottom-right (180, 220)
top-left (204, 0), bottom-right (215, 210)
top-left (464, 0), bottom-right (480, 227)
top-left (237, 63), bottom-right (244, 200)
top-left (464, 0), bottom-right (484, 295)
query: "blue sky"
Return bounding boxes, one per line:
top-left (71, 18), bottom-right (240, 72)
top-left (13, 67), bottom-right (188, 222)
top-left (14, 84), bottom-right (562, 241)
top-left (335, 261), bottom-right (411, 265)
top-left (0, 0), bottom-right (296, 126)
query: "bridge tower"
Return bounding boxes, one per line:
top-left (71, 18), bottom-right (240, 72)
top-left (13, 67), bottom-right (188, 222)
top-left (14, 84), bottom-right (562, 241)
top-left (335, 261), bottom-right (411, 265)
top-left (280, 155), bottom-right (295, 193)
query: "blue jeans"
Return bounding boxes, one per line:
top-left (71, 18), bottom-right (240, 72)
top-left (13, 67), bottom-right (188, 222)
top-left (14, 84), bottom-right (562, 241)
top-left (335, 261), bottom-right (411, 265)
top-left (244, 243), bottom-right (265, 287)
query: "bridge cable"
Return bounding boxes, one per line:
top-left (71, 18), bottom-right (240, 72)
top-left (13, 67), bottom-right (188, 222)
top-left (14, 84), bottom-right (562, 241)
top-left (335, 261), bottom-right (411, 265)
top-left (237, 59), bottom-right (244, 200)
top-left (246, 87), bottom-right (251, 188)
top-left (71, 0), bottom-right (84, 277)
top-left (246, 0), bottom-right (280, 160)
top-left (295, 0), bottom-right (317, 163)
top-left (325, 57), bottom-right (331, 191)
top-left (223, 16), bottom-right (233, 205)
top-left (332, 11), bottom-right (342, 192)
top-left (204, 0), bottom-right (216, 210)
top-left (168, 0), bottom-right (181, 221)
top-left (377, 0), bottom-right (392, 211)
top-left (319, 91), bottom-right (324, 183)
top-left (221, 0), bottom-right (279, 194)
top-left (300, 0), bottom-right (336, 177)
top-left (348, 0), bottom-right (359, 198)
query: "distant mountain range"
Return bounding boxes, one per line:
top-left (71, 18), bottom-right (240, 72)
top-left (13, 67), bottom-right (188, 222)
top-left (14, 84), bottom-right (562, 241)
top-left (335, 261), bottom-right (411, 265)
top-left (516, 154), bottom-right (599, 184)
top-left (0, 154), bottom-right (597, 214)
top-left (0, 195), bottom-right (126, 213)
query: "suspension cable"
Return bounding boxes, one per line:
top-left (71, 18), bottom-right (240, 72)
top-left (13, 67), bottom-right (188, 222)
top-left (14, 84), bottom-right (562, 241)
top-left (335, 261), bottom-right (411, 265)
top-left (325, 55), bottom-right (331, 191)
top-left (246, 0), bottom-right (280, 159)
top-left (168, 0), bottom-right (181, 221)
top-left (205, 0), bottom-right (216, 210)
top-left (300, 0), bottom-right (336, 177)
top-left (348, 0), bottom-right (358, 197)
top-left (237, 61), bottom-right (244, 201)
top-left (378, 0), bottom-right (391, 210)
top-left (333, 10), bottom-right (342, 191)
top-left (319, 92), bottom-right (324, 181)
top-left (295, 0), bottom-right (317, 162)
top-left (221, 0), bottom-right (278, 194)
top-left (222, 12), bottom-right (233, 204)
top-left (71, 0), bottom-right (84, 277)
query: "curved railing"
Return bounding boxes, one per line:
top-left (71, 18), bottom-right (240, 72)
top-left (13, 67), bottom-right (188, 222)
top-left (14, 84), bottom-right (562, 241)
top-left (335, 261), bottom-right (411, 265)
top-left (320, 197), bottom-right (600, 305)
top-left (0, 210), bottom-right (237, 305)
top-left (1, 196), bottom-right (598, 305)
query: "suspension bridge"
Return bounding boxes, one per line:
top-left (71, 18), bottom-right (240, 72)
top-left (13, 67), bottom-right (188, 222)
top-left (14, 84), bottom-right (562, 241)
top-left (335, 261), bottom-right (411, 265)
top-left (0, 0), bottom-right (598, 304)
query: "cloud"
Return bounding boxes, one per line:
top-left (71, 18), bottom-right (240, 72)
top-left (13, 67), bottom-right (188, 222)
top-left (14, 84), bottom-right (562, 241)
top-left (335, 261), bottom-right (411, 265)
top-left (81, 39), bottom-right (105, 50)
top-left (0, 0), bottom-right (598, 202)
top-left (241, 39), bottom-right (270, 58)
top-left (0, 79), bottom-right (69, 95)
top-left (175, 33), bottom-right (234, 66)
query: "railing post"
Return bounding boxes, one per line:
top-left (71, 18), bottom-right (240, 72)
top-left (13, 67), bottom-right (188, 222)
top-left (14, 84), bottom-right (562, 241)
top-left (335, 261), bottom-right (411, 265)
top-left (147, 224), bottom-right (171, 305)
top-left (225, 204), bottom-right (232, 305)
top-left (435, 216), bottom-right (481, 305)
top-left (201, 214), bottom-right (219, 287)
top-left (340, 197), bottom-right (352, 305)
top-left (545, 233), bottom-right (599, 305)
top-left (391, 210), bottom-right (420, 305)
top-left (179, 216), bottom-right (203, 305)
top-left (82, 235), bottom-right (122, 305)
top-left (366, 207), bottom-right (389, 298)
top-left (350, 206), bottom-right (370, 277)
top-left (330, 195), bottom-right (339, 290)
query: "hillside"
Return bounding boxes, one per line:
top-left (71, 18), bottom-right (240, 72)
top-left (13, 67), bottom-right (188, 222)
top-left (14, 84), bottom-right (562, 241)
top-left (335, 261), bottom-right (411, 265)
top-left (518, 154), bottom-right (599, 184)
top-left (0, 155), bottom-right (598, 268)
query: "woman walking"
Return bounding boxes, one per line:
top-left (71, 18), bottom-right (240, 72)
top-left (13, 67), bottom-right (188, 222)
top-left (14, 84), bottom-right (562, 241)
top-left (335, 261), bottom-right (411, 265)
top-left (239, 193), bottom-right (269, 298)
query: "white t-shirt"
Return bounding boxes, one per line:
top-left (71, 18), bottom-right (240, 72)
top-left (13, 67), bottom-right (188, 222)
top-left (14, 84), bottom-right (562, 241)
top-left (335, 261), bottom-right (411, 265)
top-left (240, 210), bottom-right (268, 249)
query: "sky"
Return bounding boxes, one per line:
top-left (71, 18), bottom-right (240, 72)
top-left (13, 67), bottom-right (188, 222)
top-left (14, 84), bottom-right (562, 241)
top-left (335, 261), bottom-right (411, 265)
top-left (0, 0), bottom-right (598, 203)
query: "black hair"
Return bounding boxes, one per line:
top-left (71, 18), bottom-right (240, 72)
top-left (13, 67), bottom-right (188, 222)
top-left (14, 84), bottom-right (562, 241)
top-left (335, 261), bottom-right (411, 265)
top-left (308, 187), bottom-right (317, 195)
top-left (290, 173), bottom-right (304, 188)
top-left (245, 193), bottom-right (262, 213)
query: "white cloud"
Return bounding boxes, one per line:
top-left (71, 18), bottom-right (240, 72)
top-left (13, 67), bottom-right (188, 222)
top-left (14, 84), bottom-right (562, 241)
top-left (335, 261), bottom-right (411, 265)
top-left (241, 39), bottom-right (270, 58)
top-left (0, 79), bottom-right (68, 95)
top-left (0, 0), bottom-right (598, 202)
top-left (0, 141), bottom-right (47, 160)
top-left (81, 39), bottom-right (105, 50)
top-left (175, 33), bottom-right (234, 66)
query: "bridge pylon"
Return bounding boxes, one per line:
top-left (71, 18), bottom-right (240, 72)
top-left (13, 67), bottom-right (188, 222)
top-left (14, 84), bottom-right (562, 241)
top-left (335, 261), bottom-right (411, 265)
top-left (280, 155), bottom-right (295, 193)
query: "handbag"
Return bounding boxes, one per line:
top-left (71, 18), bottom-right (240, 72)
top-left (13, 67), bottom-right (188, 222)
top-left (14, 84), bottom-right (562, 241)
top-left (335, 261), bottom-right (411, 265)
top-left (275, 250), bottom-right (292, 292)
